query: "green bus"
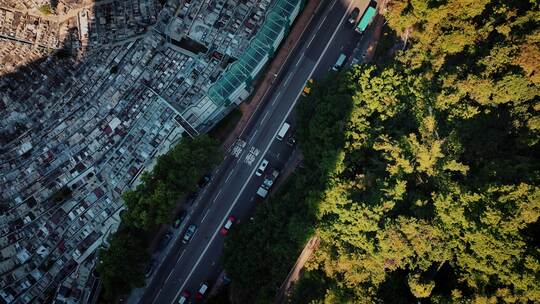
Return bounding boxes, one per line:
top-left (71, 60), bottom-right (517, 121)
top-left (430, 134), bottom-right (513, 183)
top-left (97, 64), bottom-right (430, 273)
top-left (355, 4), bottom-right (377, 34)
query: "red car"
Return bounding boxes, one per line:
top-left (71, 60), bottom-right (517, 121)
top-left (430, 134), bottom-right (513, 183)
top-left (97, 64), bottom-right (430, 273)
top-left (220, 216), bottom-right (236, 235)
top-left (178, 290), bottom-right (190, 304)
top-left (196, 282), bottom-right (209, 300)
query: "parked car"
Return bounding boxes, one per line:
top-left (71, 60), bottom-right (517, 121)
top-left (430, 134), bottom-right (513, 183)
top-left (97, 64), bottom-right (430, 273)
top-left (287, 135), bottom-right (296, 147)
top-left (157, 232), bottom-right (172, 251)
top-left (196, 282), bottom-right (210, 300)
top-left (348, 7), bottom-right (360, 24)
top-left (255, 159), bottom-right (269, 176)
top-left (302, 79), bottom-right (314, 96)
top-left (182, 224), bottom-right (197, 244)
top-left (144, 258), bottom-right (157, 278)
top-left (220, 216), bottom-right (236, 235)
top-left (185, 191), bottom-right (198, 205)
top-left (198, 174), bottom-right (212, 188)
top-left (173, 210), bottom-right (188, 228)
top-left (178, 290), bottom-right (190, 304)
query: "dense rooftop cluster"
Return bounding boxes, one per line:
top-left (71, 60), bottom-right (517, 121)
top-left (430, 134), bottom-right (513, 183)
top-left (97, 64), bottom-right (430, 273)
top-left (0, 0), bottom-right (283, 302)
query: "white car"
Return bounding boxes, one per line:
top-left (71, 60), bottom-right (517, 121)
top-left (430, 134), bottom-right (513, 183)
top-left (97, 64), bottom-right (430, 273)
top-left (182, 224), bottom-right (197, 244)
top-left (196, 282), bottom-right (209, 300)
top-left (255, 159), bottom-right (269, 176)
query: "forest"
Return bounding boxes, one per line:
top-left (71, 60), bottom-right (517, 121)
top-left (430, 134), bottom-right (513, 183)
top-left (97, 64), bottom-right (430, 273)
top-left (222, 0), bottom-right (539, 302)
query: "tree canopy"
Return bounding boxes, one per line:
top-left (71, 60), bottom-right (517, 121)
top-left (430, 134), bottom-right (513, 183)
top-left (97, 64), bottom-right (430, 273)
top-left (97, 135), bottom-right (222, 299)
top-left (222, 0), bottom-right (539, 302)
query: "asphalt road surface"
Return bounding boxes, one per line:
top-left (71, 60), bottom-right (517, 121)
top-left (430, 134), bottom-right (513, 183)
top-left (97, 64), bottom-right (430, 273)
top-left (133, 0), bottom-right (370, 303)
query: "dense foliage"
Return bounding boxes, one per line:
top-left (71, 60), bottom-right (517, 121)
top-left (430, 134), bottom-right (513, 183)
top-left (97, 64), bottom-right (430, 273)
top-left (97, 135), bottom-right (222, 299)
top-left (223, 0), bottom-right (539, 303)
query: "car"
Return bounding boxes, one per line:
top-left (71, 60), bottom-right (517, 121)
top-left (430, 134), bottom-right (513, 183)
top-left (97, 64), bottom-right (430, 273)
top-left (173, 210), bottom-right (188, 228)
top-left (196, 282), bottom-right (210, 300)
top-left (182, 224), bottom-right (197, 244)
top-left (185, 191), bottom-right (198, 205)
top-left (302, 79), bottom-right (314, 96)
top-left (197, 174), bottom-right (212, 188)
top-left (144, 259), bottom-right (157, 278)
top-left (220, 216), bottom-right (236, 235)
top-left (178, 290), bottom-right (190, 304)
top-left (348, 7), bottom-right (360, 24)
top-left (287, 135), bottom-right (296, 147)
top-left (255, 159), bottom-right (269, 176)
top-left (157, 232), bottom-right (172, 251)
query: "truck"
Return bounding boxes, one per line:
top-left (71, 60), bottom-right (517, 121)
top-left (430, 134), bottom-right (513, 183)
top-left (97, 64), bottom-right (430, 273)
top-left (355, 3), bottom-right (377, 34)
top-left (256, 169), bottom-right (279, 198)
top-left (332, 53), bottom-right (347, 71)
top-left (276, 122), bottom-right (290, 141)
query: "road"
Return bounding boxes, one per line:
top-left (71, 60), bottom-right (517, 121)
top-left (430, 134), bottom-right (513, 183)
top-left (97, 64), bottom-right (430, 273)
top-left (133, 0), bottom-right (370, 303)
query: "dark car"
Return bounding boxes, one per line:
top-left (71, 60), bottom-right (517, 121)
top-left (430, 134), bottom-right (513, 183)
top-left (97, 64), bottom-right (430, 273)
top-left (173, 210), bottom-right (188, 228)
top-left (157, 232), bottom-right (172, 251)
top-left (144, 259), bottom-right (157, 278)
top-left (185, 191), bottom-right (198, 205)
top-left (348, 7), bottom-right (360, 24)
top-left (197, 174), bottom-right (212, 188)
top-left (287, 135), bottom-right (296, 147)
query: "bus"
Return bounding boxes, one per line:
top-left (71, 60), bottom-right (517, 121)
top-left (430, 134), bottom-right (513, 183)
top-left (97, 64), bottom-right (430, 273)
top-left (355, 3), bottom-right (377, 34)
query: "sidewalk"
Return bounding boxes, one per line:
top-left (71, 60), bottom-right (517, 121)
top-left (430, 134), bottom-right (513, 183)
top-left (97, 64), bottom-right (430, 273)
top-left (222, 0), bottom-right (322, 150)
top-left (274, 236), bottom-right (320, 304)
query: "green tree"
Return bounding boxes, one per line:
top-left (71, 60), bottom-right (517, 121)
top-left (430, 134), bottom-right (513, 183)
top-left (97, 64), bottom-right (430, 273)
top-left (96, 230), bottom-right (149, 299)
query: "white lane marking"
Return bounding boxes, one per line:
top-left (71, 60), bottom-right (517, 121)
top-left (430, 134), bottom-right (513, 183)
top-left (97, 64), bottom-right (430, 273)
top-left (200, 208), bottom-right (211, 223)
top-left (225, 171), bottom-right (233, 183)
top-left (284, 73), bottom-right (293, 85)
top-left (153, 289), bottom-right (162, 304)
top-left (165, 267), bottom-right (175, 282)
top-left (176, 250), bottom-right (186, 263)
top-left (295, 52), bottom-right (305, 68)
top-left (171, 0), bottom-right (351, 302)
top-left (216, 188), bottom-right (222, 198)
top-left (248, 130), bottom-right (258, 145)
top-left (260, 111), bottom-right (269, 125)
top-left (307, 33), bottom-right (316, 48)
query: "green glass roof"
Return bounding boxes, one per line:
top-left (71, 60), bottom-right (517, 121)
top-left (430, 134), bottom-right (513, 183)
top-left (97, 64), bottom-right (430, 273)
top-left (207, 0), bottom-right (302, 106)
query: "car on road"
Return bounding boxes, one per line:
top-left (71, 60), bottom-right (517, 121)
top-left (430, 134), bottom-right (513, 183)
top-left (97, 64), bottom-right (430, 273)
top-left (255, 159), bottom-right (269, 176)
top-left (182, 224), bottom-right (197, 244)
top-left (196, 282), bottom-right (210, 300)
top-left (302, 79), bottom-right (314, 96)
top-left (332, 53), bottom-right (347, 71)
top-left (173, 210), bottom-right (188, 228)
top-left (198, 174), bottom-right (212, 188)
top-left (157, 232), bottom-right (172, 251)
top-left (178, 290), bottom-right (190, 304)
top-left (348, 7), bottom-right (360, 24)
top-left (144, 258), bottom-right (157, 278)
top-left (220, 216), bottom-right (236, 235)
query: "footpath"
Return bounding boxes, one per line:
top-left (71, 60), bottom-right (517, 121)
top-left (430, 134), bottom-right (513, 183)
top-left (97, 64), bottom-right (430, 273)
top-left (222, 0), bottom-right (323, 150)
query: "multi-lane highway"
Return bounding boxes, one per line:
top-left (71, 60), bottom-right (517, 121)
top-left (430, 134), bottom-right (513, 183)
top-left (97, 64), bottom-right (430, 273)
top-left (131, 0), bottom-right (371, 302)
